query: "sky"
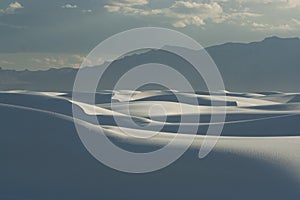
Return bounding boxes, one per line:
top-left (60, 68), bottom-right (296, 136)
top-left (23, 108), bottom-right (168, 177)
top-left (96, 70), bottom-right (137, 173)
top-left (0, 0), bottom-right (300, 70)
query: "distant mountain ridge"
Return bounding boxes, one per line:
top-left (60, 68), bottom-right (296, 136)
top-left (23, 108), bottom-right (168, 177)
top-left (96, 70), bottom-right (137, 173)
top-left (206, 36), bottom-right (300, 91)
top-left (1, 36), bottom-right (300, 92)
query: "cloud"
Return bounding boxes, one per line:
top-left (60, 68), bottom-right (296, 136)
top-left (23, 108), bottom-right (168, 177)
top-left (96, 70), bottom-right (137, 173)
top-left (285, 0), bottom-right (300, 8)
top-left (172, 1), bottom-right (208, 9)
top-left (82, 9), bottom-right (92, 13)
top-left (107, 0), bottom-right (149, 7)
top-left (104, 0), bottom-right (151, 14)
top-left (222, 7), bottom-right (263, 25)
top-left (103, 0), bottom-right (299, 31)
top-left (62, 4), bottom-right (78, 9)
top-left (104, 0), bottom-right (148, 12)
top-left (0, 60), bottom-right (15, 65)
top-left (236, 0), bottom-right (300, 8)
top-left (103, 0), bottom-right (265, 28)
top-left (104, 1), bottom-right (227, 27)
top-left (172, 21), bottom-right (187, 28)
top-left (171, 1), bottom-right (225, 24)
top-left (292, 18), bottom-right (300, 25)
top-left (0, 2), bottom-right (23, 15)
top-left (31, 54), bottom-right (86, 68)
top-left (9, 2), bottom-right (23, 9)
top-left (236, 0), bottom-right (274, 3)
top-left (172, 16), bottom-right (205, 28)
top-left (251, 22), bottom-right (294, 31)
top-left (104, 5), bottom-right (120, 12)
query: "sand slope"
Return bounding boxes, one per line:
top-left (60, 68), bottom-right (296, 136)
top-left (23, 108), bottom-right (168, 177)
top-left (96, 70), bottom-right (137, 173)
top-left (0, 90), bottom-right (300, 199)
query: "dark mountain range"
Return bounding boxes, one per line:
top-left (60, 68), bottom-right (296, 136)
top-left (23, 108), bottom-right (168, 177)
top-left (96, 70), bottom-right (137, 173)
top-left (206, 36), bottom-right (300, 92)
top-left (1, 36), bottom-right (300, 92)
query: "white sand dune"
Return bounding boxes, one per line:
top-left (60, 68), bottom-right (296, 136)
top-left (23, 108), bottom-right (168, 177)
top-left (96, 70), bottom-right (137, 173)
top-left (1, 90), bottom-right (300, 199)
